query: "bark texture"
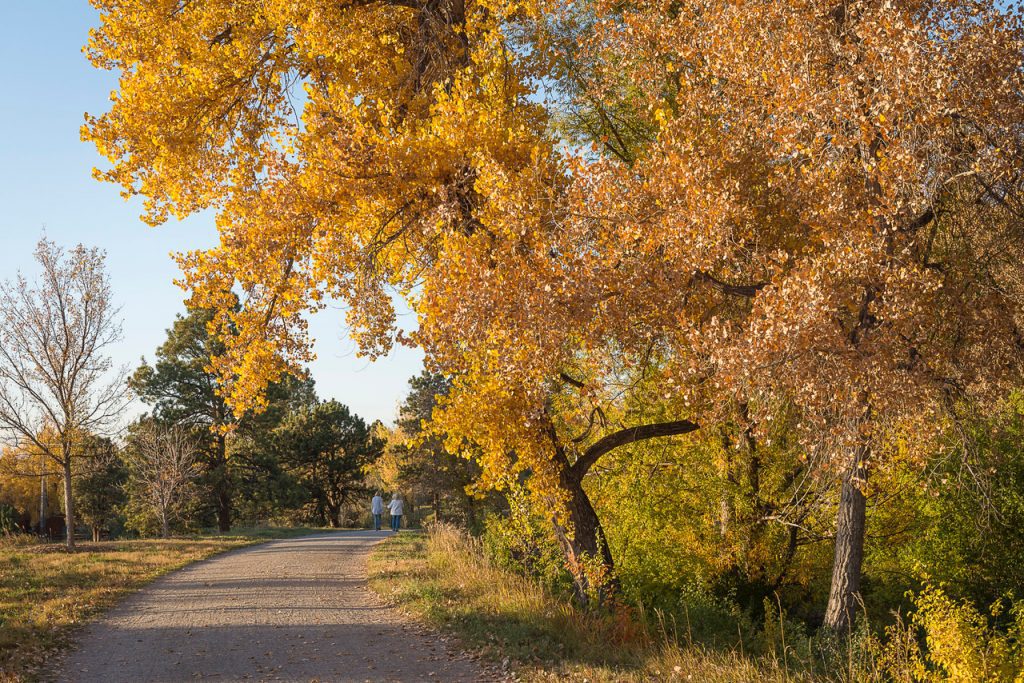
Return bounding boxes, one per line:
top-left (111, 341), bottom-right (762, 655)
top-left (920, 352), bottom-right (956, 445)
top-left (823, 446), bottom-right (868, 632)
top-left (552, 464), bottom-right (617, 608)
top-left (62, 460), bottom-right (76, 549)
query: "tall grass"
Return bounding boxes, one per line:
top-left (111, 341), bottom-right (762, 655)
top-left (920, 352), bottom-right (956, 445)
top-left (370, 525), bottom-right (1024, 682)
top-left (369, 524), bottom-right (821, 681)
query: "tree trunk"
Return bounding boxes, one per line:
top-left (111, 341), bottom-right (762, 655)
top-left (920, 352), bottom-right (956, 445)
top-left (62, 460), bottom-right (76, 550)
top-left (92, 526), bottom-right (101, 543)
top-left (540, 409), bottom-right (698, 609)
top-left (216, 488), bottom-right (232, 532)
top-left (552, 465), bottom-right (617, 608)
top-left (160, 509), bottom-right (170, 539)
top-left (39, 466), bottom-right (48, 537)
top-left (823, 445), bottom-right (868, 633)
top-left (433, 492), bottom-right (441, 523)
top-left (215, 435), bottom-right (232, 532)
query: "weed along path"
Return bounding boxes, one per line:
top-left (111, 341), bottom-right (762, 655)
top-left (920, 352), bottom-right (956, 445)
top-left (53, 531), bottom-right (491, 683)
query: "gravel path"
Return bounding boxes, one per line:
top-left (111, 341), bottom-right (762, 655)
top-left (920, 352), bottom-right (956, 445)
top-left (53, 531), bottom-right (492, 683)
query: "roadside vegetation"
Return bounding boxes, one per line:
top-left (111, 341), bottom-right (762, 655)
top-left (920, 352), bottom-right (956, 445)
top-left (0, 527), bottom-right (327, 682)
top-left (371, 525), bottom-right (1024, 682)
top-left (369, 526), bottom-right (801, 682)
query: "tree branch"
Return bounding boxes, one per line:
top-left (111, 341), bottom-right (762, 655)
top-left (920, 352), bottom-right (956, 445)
top-left (693, 270), bottom-right (767, 298)
top-left (570, 419), bottom-right (699, 480)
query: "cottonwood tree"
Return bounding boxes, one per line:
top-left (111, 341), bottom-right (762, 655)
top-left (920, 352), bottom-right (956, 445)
top-left (569, 0), bottom-right (1024, 631)
top-left (81, 0), bottom-right (706, 607)
top-left (83, 0), bottom-right (705, 605)
top-left (0, 239), bottom-right (128, 549)
top-left (126, 421), bottom-right (200, 538)
top-left (84, 0), bottom-right (1024, 621)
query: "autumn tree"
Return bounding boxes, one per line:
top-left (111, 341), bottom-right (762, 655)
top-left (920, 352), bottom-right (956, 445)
top-left (0, 438), bottom-right (61, 535)
top-left (85, 0), bottom-right (1024, 625)
top-left (82, 0), bottom-right (703, 604)
top-left (125, 421), bottom-right (201, 539)
top-left (0, 239), bottom-right (128, 549)
top-left (566, 0), bottom-right (1024, 631)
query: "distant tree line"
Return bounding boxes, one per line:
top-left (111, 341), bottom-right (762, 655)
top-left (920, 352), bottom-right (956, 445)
top-left (0, 243), bottom-right (388, 540)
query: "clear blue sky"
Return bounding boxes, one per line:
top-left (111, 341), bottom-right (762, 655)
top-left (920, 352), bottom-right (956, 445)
top-left (0, 4), bottom-right (422, 425)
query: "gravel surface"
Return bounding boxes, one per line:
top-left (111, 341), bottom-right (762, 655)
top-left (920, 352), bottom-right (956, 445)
top-left (53, 531), bottom-right (492, 683)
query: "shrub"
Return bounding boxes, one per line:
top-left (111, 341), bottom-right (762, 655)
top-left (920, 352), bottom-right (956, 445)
top-left (877, 585), bottom-right (1024, 682)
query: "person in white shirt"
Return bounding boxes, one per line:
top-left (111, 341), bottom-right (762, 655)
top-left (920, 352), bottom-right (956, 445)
top-left (387, 494), bottom-right (404, 532)
top-left (370, 492), bottom-right (384, 531)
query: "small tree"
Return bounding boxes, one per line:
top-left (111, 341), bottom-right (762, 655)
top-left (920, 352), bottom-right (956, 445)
top-left (74, 438), bottom-right (127, 542)
top-left (126, 422), bottom-right (200, 538)
top-left (0, 238), bottom-right (128, 549)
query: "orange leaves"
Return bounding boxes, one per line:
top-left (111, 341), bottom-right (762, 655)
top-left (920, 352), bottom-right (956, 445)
top-left (86, 0), bottom-right (1024, 494)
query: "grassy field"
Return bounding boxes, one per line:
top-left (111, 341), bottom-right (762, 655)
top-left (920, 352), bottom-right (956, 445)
top-left (367, 526), bottom-right (813, 682)
top-left (0, 527), bottom-right (329, 682)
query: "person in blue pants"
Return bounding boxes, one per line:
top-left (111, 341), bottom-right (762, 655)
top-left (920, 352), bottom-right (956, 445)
top-left (387, 494), bottom-right (404, 532)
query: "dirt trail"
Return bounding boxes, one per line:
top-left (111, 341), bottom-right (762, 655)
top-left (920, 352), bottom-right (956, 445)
top-left (53, 531), bottom-right (492, 683)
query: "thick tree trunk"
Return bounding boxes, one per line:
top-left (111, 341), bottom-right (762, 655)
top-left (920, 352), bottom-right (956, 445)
top-left (823, 445), bottom-right (868, 633)
top-left (160, 510), bottom-right (170, 539)
top-left (541, 408), bottom-right (698, 609)
top-left (216, 488), bottom-right (232, 532)
top-left (92, 526), bottom-right (101, 543)
top-left (214, 435), bottom-right (232, 532)
top-left (62, 460), bottom-right (76, 550)
top-left (552, 465), bottom-right (617, 608)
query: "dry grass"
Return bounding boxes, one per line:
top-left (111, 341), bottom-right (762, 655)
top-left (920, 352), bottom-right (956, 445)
top-left (368, 525), bottom-right (816, 682)
top-left (0, 528), bottom-right (326, 682)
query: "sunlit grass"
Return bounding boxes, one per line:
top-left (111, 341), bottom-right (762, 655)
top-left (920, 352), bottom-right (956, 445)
top-left (0, 527), bottom-right (329, 682)
top-left (368, 525), bottom-right (816, 682)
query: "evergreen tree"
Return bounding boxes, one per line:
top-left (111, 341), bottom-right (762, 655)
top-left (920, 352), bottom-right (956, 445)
top-left (274, 401), bottom-right (383, 528)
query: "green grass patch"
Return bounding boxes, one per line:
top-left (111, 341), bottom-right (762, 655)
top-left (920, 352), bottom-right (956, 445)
top-left (0, 527), bottom-right (330, 682)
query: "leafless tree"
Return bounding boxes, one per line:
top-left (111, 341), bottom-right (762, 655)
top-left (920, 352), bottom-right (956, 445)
top-left (127, 422), bottom-right (200, 538)
top-left (0, 238), bottom-right (129, 548)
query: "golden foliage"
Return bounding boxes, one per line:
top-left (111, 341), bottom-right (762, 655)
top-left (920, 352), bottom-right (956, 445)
top-left (85, 0), bottom-right (1024, 497)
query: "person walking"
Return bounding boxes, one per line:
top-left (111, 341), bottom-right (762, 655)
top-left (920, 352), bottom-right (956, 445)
top-left (371, 491), bottom-right (384, 531)
top-left (387, 494), bottom-right (404, 532)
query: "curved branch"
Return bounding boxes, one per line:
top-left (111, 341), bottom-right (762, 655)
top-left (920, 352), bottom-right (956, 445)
top-left (693, 270), bottom-right (767, 298)
top-left (570, 419), bottom-right (700, 480)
